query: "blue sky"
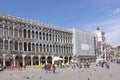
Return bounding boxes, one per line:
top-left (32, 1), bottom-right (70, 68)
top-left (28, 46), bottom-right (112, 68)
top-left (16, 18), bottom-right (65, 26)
top-left (0, 0), bottom-right (120, 46)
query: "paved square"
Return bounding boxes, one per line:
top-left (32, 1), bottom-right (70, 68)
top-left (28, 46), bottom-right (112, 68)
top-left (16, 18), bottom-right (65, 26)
top-left (0, 63), bottom-right (120, 80)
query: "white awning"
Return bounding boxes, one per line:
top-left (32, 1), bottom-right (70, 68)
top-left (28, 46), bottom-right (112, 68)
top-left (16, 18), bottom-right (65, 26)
top-left (53, 57), bottom-right (64, 61)
top-left (96, 58), bottom-right (105, 63)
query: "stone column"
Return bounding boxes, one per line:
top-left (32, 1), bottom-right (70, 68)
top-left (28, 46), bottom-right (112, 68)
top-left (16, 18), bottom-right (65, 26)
top-left (18, 28), bottom-right (20, 37)
top-left (22, 55), bottom-right (26, 66)
top-left (45, 32), bottom-right (46, 41)
top-left (48, 33), bottom-right (49, 41)
top-left (41, 32), bottom-right (43, 40)
top-left (30, 55), bottom-right (34, 66)
top-left (2, 54), bottom-right (6, 66)
top-left (3, 39), bottom-right (5, 50)
top-left (13, 54), bottom-right (16, 66)
top-left (27, 42), bottom-right (28, 51)
top-left (13, 26), bottom-right (15, 38)
top-left (62, 56), bottom-right (65, 65)
top-left (22, 42), bottom-right (24, 52)
top-left (52, 55), bottom-right (54, 64)
top-left (45, 44), bottom-right (47, 53)
top-left (26, 29), bottom-right (28, 39)
top-left (38, 55), bottom-right (41, 65)
top-left (45, 55), bottom-right (48, 64)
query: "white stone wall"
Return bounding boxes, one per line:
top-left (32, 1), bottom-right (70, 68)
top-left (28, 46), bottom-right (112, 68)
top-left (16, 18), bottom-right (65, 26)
top-left (70, 28), bottom-right (95, 57)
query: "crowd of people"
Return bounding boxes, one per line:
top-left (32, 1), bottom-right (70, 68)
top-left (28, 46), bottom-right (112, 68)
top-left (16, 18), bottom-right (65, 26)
top-left (43, 63), bottom-right (56, 73)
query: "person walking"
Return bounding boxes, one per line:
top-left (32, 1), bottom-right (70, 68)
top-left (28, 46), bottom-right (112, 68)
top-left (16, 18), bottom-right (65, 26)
top-left (43, 63), bottom-right (47, 73)
top-left (52, 64), bottom-right (56, 73)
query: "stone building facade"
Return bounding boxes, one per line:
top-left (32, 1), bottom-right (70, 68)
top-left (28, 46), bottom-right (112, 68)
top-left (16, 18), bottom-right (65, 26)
top-left (94, 28), bottom-right (107, 60)
top-left (0, 14), bottom-right (73, 66)
top-left (70, 28), bottom-right (96, 62)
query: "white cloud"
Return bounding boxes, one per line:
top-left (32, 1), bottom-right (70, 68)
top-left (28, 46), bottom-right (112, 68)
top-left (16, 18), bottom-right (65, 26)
top-left (98, 6), bottom-right (110, 12)
top-left (105, 25), bottom-right (120, 47)
top-left (83, 19), bottom-right (120, 47)
top-left (112, 8), bottom-right (120, 15)
top-left (83, 18), bottom-right (120, 31)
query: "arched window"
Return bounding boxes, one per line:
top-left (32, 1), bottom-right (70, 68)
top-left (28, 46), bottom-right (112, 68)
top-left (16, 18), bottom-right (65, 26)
top-left (59, 46), bottom-right (60, 53)
top-left (61, 46), bottom-right (63, 53)
top-left (19, 42), bottom-right (22, 51)
top-left (68, 37), bottom-right (70, 43)
top-left (61, 36), bottom-right (62, 42)
top-left (53, 45), bottom-right (55, 52)
top-left (28, 43), bottom-right (31, 51)
top-left (4, 26), bottom-right (8, 35)
top-left (56, 45), bottom-right (58, 53)
top-left (46, 33), bottom-right (48, 41)
top-left (64, 46), bottom-right (65, 53)
top-left (36, 44), bottom-right (39, 52)
top-left (9, 26), bottom-right (13, 37)
top-left (49, 34), bottom-right (51, 41)
top-left (50, 45), bottom-right (52, 52)
top-left (71, 47), bottom-right (73, 53)
top-left (66, 47), bottom-right (68, 53)
top-left (68, 47), bottom-right (70, 53)
top-left (66, 37), bottom-right (67, 43)
top-left (47, 45), bottom-right (49, 52)
top-left (28, 30), bottom-right (31, 38)
top-left (63, 36), bottom-right (65, 43)
top-left (14, 27), bottom-right (18, 37)
top-left (40, 44), bottom-right (42, 52)
top-left (55, 35), bottom-right (57, 42)
top-left (43, 33), bottom-right (45, 40)
top-left (23, 29), bottom-right (26, 38)
top-left (19, 28), bottom-right (22, 37)
top-left (39, 32), bottom-right (42, 40)
top-left (32, 31), bottom-right (34, 39)
top-left (58, 35), bottom-right (60, 42)
top-left (43, 44), bottom-right (45, 52)
top-left (4, 40), bottom-right (8, 50)
top-left (24, 42), bottom-right (27, 51)
top-left (36, 32), bottom-right (38, 40)
top-left (53, 34), bottom-right (54, 42)
top-left (15, 41), bottom-right (18, 50)
top-left (10, 41), bottom-right (13, 50)
top-left (32, 43), bottom-right (35, 51)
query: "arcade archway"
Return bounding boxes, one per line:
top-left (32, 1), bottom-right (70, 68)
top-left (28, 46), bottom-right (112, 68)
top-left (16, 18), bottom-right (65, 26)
top-left (15, 55), bottom-right (23, 66)
top-left (5, 55), bottom-right (13, 66)
top-left (47, 56), bottom-right (52, 64)
top-left (40, 56), bottom-right (45, 64)
top-left (25, 56), bottom-right (31, 66)
top-left (33, 56), bottom-right (39, 65)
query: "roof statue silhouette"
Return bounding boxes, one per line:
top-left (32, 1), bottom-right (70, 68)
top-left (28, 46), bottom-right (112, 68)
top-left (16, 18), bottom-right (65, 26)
top-left (97, 27), bottom-right (100, 30)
